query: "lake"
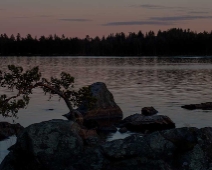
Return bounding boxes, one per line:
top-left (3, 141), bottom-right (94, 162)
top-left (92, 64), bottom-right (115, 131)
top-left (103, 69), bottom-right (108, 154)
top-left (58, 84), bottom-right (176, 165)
top-left (1, 56), bottom-right (212, 162)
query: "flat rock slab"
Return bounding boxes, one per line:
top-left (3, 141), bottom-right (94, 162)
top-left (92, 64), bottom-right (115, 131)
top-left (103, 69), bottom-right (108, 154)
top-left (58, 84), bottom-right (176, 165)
top-left (182, 102), bottom-right (212, 110)
top-left (118, 114), bottom-right (175, 133)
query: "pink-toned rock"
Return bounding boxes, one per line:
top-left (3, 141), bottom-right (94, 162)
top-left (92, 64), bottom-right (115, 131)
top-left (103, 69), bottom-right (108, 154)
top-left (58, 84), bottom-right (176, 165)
top-left (77, 82), bottom-right (123, 128)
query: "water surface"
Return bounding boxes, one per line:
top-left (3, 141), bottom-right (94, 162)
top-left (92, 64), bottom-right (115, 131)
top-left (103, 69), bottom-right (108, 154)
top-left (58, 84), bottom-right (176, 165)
top-left (1, 56), bottom-right (212, 162)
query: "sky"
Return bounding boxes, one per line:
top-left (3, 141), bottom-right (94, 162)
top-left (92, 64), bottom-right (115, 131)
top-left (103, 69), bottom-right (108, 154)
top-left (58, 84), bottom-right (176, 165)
top-left (0, 0), bottom-right (212, 38)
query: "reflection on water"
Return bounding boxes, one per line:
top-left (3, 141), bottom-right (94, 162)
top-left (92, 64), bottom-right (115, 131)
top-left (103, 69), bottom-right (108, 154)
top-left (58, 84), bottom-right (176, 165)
top-left (1, 56), bottom-right (212, 127)
top-left (1, 56), bottom-right (212, 161)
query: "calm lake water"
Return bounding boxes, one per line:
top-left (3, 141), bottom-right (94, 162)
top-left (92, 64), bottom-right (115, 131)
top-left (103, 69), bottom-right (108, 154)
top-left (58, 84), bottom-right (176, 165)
top-left (1, 56), bottom-right (212, 162)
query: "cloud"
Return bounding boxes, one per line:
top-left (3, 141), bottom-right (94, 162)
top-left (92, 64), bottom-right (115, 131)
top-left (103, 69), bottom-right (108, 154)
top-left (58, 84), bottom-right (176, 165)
top-left (140, 4), bottom-right (169, 9)
top-left (189, 11), bottom-right (209, 14)
top-left (139, 4), bottom-right (185, 10)
top-left (59, 19), bottom-right (92, 22)
top-left (103, 21), bottom-right (174, 26)
top-left (37, 15), bottom-right (53, 18)
top-left (150, 15), bottom-right (212, 21)
top-left (12, 16), bottom-right (30, 19)
top-left (10, 15), bottom-right (54, 19)
top-left (103, 14), bottom-right (212, 26)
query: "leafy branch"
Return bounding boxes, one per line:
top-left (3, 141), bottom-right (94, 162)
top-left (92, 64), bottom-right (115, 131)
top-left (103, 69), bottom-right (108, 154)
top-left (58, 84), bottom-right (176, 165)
top-left (0, 65), bottom-right (95, 121)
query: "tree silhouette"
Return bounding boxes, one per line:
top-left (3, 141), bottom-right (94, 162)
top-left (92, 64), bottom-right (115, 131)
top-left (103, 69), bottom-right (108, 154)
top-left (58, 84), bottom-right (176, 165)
top-left (0, 65), bottom-right (95, 121)
top-left (0, 28), bottom-right (212, 56)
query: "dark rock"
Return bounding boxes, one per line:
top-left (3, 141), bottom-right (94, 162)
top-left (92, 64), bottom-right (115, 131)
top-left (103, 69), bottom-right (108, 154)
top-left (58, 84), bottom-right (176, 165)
top-left (97, 125), bottom-right (117, 133)
top-left (182, 102), bottom-right (212, 110)
top-left (196, 127), bottom-right (212, 160)
top-left (84, 136), bottom-right (101, 146)
top-left (77, 82), bottom-right (123, 127)
top-left (83, 119), bottom-right (99, 129)
top-left (0, 122), bottom-right (24, 141)
top-left (63, 110), bottom-right (84, 125)
top-left (2, 120), bottom-right (212, 170)
top-left (0, 134), bottom-right (8, 141)
top-left (47, 109), bottom-right (54, 111)
top-left (142, 107), bottom-right (158, 116)
top-left (79, 128), bottom-right (98, 140)
top-left (119, 127), bottom-right (128, 133)
top-left (160, 127), bottom-right (198, 151)
top-left (73, 148), bottom-right (110, 170)
top-left (100, 132), bottom-right (176, 170)
top-left (118, 114), bottom-right (175, 133)
top-left (117, 113), bottom-right (141, 128)
top-left (0, 119), bottom-right (83, 170)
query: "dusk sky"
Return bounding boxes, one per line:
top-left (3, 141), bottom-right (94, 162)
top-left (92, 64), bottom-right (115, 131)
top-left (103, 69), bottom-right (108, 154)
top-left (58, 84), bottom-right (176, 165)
top-left (0, 0), bottom-right (212, 38)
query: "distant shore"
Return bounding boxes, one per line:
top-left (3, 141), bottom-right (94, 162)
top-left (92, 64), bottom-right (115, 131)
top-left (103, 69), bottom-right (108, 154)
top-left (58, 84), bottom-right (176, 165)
top-left (0, 28), bottom-right (212, 56)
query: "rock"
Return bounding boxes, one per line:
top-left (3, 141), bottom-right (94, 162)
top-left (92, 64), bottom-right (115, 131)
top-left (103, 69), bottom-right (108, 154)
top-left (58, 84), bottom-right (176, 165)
top-left (118, 114), bottom-right (175, 133)
top-left (160, 127), bottom-right (198, 151)
top-left (0, 119), bottom-right (83, 170)
top-left (0, 133), bottom-right (7, 141)
top-left (77, 82), bottom-right (123, 128)
top-left (84, 136), bottom-right (101, 146)
top-left (0, 122), bottom-right (24, 141)
top-left (117, 113), bottom-right (141, 128)
top-left (3, 120), bottom-right (212, 170)
top-left (119, 127), bottom-right (128, 133)
top-left (196, 127), bottom-right (212, 160)
top-left (79, 128), bottom-right (98, 140)
top-left (79, 128), bottom-right (102, 147)
top-left (142, 107), bottom-right (158, 116)
top-left (100, 132), bottom-right (176, 170)
top-left (63, 110), bottom-right (84, 125)
top-left (73, 148), bottom-right (110, 170)
top-left (182, 102), bottom-right (212, 110)
top-left (97, 125), bottom-right (117, 133)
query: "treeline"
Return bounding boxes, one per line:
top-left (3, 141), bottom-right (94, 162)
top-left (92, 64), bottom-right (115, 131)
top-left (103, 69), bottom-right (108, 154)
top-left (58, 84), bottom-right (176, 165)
top-left (0, 28), bottom-right (212, 56)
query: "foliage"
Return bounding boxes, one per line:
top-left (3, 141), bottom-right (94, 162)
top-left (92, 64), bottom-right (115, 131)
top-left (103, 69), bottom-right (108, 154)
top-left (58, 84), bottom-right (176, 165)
top-left (0, 28), bottom-right (212, 56)
top-left (0, 65), bottom-right (95, 120)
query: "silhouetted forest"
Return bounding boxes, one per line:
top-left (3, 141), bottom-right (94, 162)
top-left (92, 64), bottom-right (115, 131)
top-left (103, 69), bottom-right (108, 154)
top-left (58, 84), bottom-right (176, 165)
top-left (0, 28), bottom-right (212, 56)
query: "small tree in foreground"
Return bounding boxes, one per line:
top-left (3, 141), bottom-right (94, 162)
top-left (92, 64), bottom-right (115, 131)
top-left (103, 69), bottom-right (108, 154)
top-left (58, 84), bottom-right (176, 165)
top-left (0, 65), bottom-right (95, 121)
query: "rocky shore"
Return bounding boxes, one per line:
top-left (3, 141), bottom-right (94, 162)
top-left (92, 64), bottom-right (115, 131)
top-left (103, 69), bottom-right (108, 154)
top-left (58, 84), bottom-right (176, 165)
top-left (1, 119), bottom-right (212, 170)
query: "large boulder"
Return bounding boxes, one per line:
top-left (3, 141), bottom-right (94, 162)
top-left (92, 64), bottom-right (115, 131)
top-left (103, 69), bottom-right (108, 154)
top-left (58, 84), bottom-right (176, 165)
top-left (77, 82), bottom-right (123, 128)
top-left (0, 122), bottom-right (24, 141)
top-left (98, 127), bottom-right (212, 170)
top-left (2, 121), bottom-right (212, 170)
top-left (0, 119), bottom-right (83, 170)
top-left (118, 114), bottom-right (175, 133)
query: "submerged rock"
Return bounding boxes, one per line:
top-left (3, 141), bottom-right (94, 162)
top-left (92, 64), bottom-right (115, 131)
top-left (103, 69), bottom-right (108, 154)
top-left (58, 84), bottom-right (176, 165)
top-left (118, 114), bottom-right (175, 133)
top-left (0, 122), bottom-right (24, 141)
top-left (182, 102), bottom-right (212, 110)
top-left (97, 125), bottom-right (117, 133)
top-left (2, 120), bottom-right (212, 170)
